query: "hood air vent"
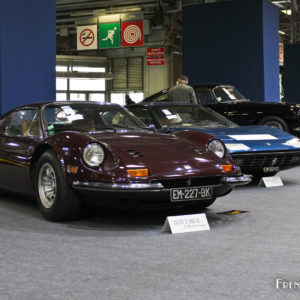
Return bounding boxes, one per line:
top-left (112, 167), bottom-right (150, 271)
top-left (126, 150), bottom-right (144, 158)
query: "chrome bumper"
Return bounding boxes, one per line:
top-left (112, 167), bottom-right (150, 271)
top-left (72, 181), bottom-right (164, 191)
top-left (72, 174), bottom-right (251, 191)
top-left (220, 174), bottom-right (252, 186)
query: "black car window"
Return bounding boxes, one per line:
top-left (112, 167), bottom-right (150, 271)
top-left (128, 107), bottom-right (154, 126)
top-left (195, 88), bottom-right (216, 104)
top-left (6, 109), bottom-right (39, 137)
top-left (213, 86), bottom-right (247, 103)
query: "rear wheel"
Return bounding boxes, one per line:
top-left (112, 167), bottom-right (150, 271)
top-left (35, 150), bottom-right (81, 221)
top-left (258, 116), bottom-right (289, 132)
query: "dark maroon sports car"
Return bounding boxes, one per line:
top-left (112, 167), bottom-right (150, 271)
top-left (0, 102), bottom-right (250, 221)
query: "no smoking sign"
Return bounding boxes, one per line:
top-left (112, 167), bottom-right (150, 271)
top-left (77, 25), bottom-right (97, 50)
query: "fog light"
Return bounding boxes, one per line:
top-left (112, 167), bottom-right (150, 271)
top-left (221, 165), bottom-right (233, 172)
top-left (127, 169), bottom-right (149, 177)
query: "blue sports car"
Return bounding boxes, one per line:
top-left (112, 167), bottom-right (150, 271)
top-left (127, 102), bottom-right (300, 179)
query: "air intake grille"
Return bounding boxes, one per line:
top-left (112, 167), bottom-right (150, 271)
top-left (232, 151), bottom-right (300, 168)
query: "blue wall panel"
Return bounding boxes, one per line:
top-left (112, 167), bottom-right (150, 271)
top-left (262, 0), bottom-right (279, 101)
top-left (0, 0), bottom-right (56, 115)
top-left (282, 45), bottom-right (300, 104)
top-left (182, 0), bottom-right (279, 102)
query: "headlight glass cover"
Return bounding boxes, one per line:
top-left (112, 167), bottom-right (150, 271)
top-left (208, 139), bottom-right (225, 158)
top-left (82, 143), bottom-right (105, 167)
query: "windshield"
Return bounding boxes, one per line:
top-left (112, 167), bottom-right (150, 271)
top-left (43, 103), bottom-right (146, 134)
top-left (152, 105), bottom-right (236, 128)
top-left (213, 86), bottom-right (248, 103)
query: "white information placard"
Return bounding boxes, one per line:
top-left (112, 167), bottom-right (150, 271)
top-left (163, 213), bottom-right (210, 234)
top-left (259, 176), bottom-right (283, 188)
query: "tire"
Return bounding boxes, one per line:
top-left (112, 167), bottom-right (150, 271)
top-left (35, 150), bottom-right (81, 221)
top-left (258, 116), bottom-right (289, 132)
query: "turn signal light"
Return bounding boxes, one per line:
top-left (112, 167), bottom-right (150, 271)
top-left (67, 165), bottom-right (78, 174)
top-left (127, 169), bottom-right (149, 177)
top-left (221, 165), bottom-right (233, 172)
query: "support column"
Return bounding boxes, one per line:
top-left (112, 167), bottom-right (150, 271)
top-left (282, 45), bottom-right (300, 103)
top-left (182, 0), bottom-right (280, 102)
top-left (0, 0), bottom-right (56, 115)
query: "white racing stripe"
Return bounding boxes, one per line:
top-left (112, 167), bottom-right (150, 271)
top-left (225, 143), bottom-right (250, 151)
top-left (228, 134), bottom-right (277, 141)
top-left (283, 138), bottom-right (300, 148)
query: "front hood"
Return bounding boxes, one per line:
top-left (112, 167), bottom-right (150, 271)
top-left (89, 131), bottom-right (233, 178)
top-left (168, 126), bottom-right (300, 153)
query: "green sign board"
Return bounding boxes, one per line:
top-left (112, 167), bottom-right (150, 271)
top-left (99, 22), bottom-right (120, 49)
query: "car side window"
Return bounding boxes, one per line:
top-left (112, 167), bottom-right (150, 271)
top-left (100, 110), bottom-right (138, 128)
top-left (6, 109), bottom-right (40, 137)
top-left (195, 88), bottom-right (216, 104)
top-left (128, 108), bottom-right (154, 126)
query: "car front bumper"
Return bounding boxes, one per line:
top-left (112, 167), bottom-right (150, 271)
top-left (71, 174), bottom-right (251, 207)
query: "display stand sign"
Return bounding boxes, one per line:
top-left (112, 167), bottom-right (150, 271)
top-left (147, 47), bottom-right (165, 66)
top-left (259, 176), bottom-right (283, 188)
top-left (147, 47), bottom-right (165, 56)
top-left (77, 25), bottom-right (98, 50)
top-left (163, 213), bottom-right (210, 234)
top-left (121, 21), bottom-right (144, 47)
top-left (147, 57), bottom-right (165, 66)
top-left (99, 22), bottom-right (120, 49)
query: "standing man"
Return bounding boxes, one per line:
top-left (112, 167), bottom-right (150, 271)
top-left (167, 74), bottom-right (197, 103)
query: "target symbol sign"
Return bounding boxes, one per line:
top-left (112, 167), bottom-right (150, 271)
top-left (121, 21), bottom-right (143, 47)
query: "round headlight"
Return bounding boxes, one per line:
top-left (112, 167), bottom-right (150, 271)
top-left (208, 139), bottom-right (225, 158)
top-left (82, 143), bottom-right (105, 167)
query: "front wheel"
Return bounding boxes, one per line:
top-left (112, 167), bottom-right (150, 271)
top-left (35, 150), bottom-right (81, 221)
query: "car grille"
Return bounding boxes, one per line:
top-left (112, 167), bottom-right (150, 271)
top-left (151, 176), bottom-right (222, 189)
top-left (232, 151), bottom-right (300, 168)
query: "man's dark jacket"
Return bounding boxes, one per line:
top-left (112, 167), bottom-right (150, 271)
top-left (167, 82), bottom-right (197, 103)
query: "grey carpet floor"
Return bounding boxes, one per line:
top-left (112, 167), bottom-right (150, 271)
top-left (1, 167), bottom-right (300, 300)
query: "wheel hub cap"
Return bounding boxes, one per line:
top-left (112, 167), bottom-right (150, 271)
top-left (38, 163), bottom-right (57, 209)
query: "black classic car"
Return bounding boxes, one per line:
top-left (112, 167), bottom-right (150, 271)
top-left (141, 84), bottom-right (300, 136)
top-left (0, 101), bottom-right (250, 221)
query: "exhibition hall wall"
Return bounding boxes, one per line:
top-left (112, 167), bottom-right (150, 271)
top-left (0, 0), bottom-right (56, 115)
top-left (282, 45), bottom-right (300, 104)
top-left (182, 0), bottom-right (280, 102)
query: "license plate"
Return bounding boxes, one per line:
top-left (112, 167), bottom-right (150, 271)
top-left (263, 166), bottom-right (280, 173)
top-left (170, 186), bottom-right (213, 202)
